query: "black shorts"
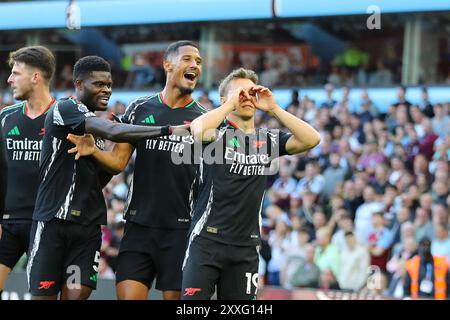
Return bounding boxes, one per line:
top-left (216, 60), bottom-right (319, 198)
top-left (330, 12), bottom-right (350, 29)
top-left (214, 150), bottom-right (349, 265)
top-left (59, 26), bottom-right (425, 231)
top-left (181, 236), bottom-right (259, 300)
top-left (0, 221), bottom-right (32, 269)
top-left (115, 221), bottom-right (188, 291)
top-left (26, 219), bottom-right (101, 296)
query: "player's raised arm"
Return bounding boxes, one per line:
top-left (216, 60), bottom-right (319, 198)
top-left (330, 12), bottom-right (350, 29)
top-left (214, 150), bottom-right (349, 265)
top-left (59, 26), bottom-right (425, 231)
top-left (190, 87), bottom-right (248, 143)
top-left (252, 85), bottom-right (321, 154)
top-left (84, 116), bottom-right (185, 143)
top-left (67, 121), bottom-right (189, 173)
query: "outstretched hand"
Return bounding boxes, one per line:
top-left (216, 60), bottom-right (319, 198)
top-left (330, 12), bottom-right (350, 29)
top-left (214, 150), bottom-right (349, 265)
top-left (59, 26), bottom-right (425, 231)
top-left (67, 133), bottom-right (96, 160)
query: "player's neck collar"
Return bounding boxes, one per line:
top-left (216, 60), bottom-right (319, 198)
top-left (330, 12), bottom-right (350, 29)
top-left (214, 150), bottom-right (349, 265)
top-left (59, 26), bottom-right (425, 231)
top-left (24, 97), bottom-right (55, 118)
top-left (158, 91), bottom-right (194, 109)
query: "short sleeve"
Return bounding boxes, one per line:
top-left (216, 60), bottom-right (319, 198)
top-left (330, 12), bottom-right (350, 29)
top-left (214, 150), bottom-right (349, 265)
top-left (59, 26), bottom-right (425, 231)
top-left (268, 129), bottom-right (292, 158)
top-left (121, 97), bottom-right (147, 125)
top-left (53, 99), bottom-right (95, 132)
top-left (120, 102), bottom-right (135, 125)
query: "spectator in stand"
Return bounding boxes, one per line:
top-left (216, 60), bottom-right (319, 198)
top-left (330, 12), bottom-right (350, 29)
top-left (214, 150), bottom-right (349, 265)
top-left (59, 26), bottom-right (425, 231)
top-left (370, 164), bottom-right (390, 194)
top-left (259, 58), bottom-right (280, 88)
top-left (342, 180), bottom-right (364, 220)
top-left (431, 103), bottom-right (450, 138)
top-left (410, 106), bottom-right (425, 138)
top-left (367, 212), bottom-right (393, 272)
top-left (338, 231), bottom-right (370, 292)
top-left (387, 235), bottom-right (417, 277)
top-left (266, 162), bottom-right (297, 214)
top-left (290, 190), bottom-right (317, 229)
top-left (432, 180), bottom-right (449, 206)
top-left (354, 185), bottom-right (385, 245)
top-left (314, 227), bottom-right (340, 278)
top-left (390, 207), bottom-right (413, 247)
top-left (333, 86), bottom-right (355, 115)
top-left (431, 223), bottom-right (450, 262)
top-left (331, 211), bottom-right (354, 251)
top-left (286, 89), bottom-right (300, 112)
top-left (393, 85), bottom-right (412, 109)
top-left (267, 214), bottom-right (292, 286)
top-left (386, 260), bottom-right (408, 298)
top-left (419, 193), bottom-right (434, 215)
top-left (321, 83), bottom-right (337, 109)
top-left (58, 64), bottom-right (73, 89)
top-left (322, 152), bottom-right (347, 199)
top-left (356, 139), bottom-right (385, 173)
top-left (369, 59), bottom-right (393, 86)
top-left (404, 237), bottom-right (450, 300)
top-left (419, 87), bottom-right (434, 118)
top-left (285, 224), bottom-right (311, 260)
top-left (282, 244), bottom-right (320, 289)
top-left (419, 118), bottom-right (439, 160)
top-left (293, 161), bottom-right (325, 202)
top-left (432, 203), bottom-right (449, 226)
top-left (414, 207), bottom-right (434, 243)
top-left (125, 54), bottom-right (155, 88)
top-left (360, 88), bottom-right (379, 116)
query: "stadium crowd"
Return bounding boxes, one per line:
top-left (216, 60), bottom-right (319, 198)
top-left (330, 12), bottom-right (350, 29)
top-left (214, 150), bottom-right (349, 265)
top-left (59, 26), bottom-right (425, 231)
top-left (255, 85), bottom-right (450, 298)
top-left (1, 82), bottom-right (449, 299)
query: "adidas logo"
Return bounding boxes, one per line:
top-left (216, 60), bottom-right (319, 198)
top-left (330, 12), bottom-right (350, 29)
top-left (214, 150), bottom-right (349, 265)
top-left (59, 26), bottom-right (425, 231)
top-left (141, 115), bottom-right (155, 124)
top-left (7, 126), bottom-right (20, 136)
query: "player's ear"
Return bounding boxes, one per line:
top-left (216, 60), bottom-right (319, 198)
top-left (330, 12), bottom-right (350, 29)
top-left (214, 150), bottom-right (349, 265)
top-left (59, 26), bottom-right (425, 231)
top-left (31, 71), bottom-right (40, 84)
top-left (74, 79), bottom-right (83, 91)
top-left (220, 96), bottom-right (226, 105)
top-left (163, 60), bottom-right (173, 73)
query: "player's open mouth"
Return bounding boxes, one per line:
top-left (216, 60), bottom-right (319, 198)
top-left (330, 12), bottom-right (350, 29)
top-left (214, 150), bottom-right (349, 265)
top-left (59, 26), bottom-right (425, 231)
top-left (99, 96), bottom-right (110, 103)
top-left (183, 71), bottom-right (197, 82)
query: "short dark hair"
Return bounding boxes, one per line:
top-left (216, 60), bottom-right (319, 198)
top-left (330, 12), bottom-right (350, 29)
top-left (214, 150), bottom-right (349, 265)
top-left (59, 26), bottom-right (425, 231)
top-left (164, 40), bottom-right (198, 61)
top-left (8, 46), bottom-right (56, 83)
top-left (73, 56), bottom-right (111, 82)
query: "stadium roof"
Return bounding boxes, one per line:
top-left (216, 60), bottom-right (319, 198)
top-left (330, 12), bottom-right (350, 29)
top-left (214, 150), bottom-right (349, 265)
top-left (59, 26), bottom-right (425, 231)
top-left (0, 0), bottom-right (449, 30)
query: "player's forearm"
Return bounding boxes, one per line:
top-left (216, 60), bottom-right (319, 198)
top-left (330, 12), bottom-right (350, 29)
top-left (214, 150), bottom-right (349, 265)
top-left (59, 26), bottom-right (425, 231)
top-left (191, 101), bottom-right (234, 142)
top-left (91, 149), bottom-right (126, 174)
top-left (85, 117), bottom-right (170, 143)
top-left (271, 106), bottom-right (321, 154)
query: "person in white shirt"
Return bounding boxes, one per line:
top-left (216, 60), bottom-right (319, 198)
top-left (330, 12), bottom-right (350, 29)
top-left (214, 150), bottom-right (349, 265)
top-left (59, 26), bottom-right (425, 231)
top-left (338, 231), bottom-right (370, 291)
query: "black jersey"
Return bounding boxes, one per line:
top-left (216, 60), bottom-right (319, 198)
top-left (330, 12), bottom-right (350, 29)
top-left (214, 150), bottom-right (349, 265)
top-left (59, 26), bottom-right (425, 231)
top-left (0, 121), bottom-right (6, 220)
top-left (121, 92), bottom-right (207, 229)
top-left (33, 97), bottom-right (107, 226)
top-left (188, 120), bottom-right (291, 247)
top-left (0, 100), bottom-right (55, 221)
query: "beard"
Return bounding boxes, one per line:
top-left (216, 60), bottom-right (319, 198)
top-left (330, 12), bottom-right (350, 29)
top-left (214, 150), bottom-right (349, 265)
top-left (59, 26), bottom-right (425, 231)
top-left (180, 86), bottom-right (194, 95)
top-left (14, 90), bottom-right (31, 101)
